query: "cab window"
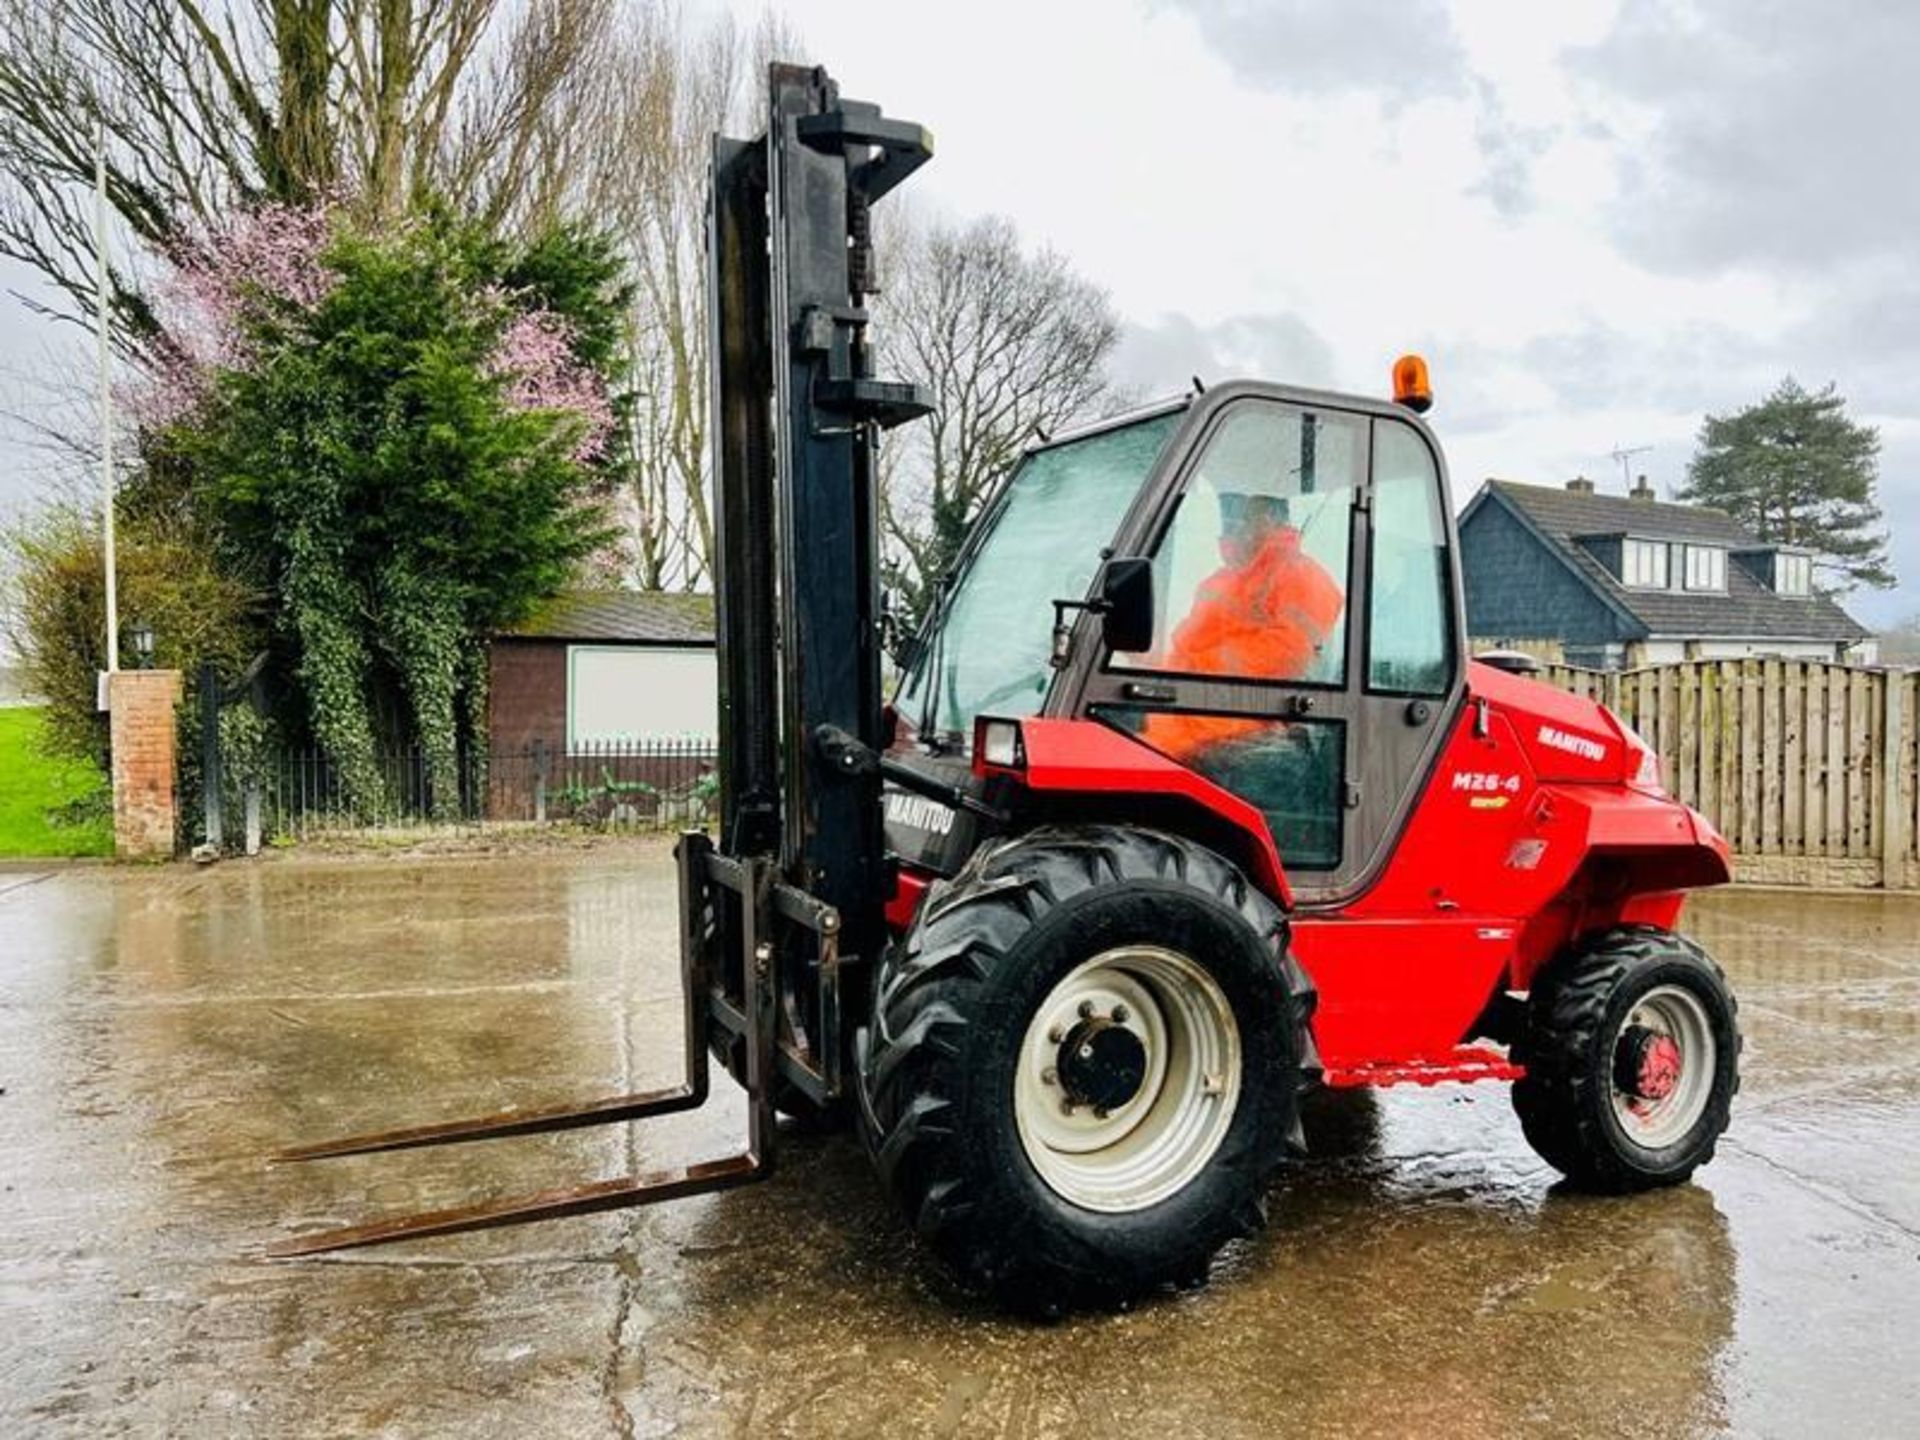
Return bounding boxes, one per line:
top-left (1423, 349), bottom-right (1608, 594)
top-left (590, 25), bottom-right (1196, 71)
top-left (1114, 401), bottom-right (1363, 687)
top-left (1366, 420), bottom-right (1454, 696)
top-left (1101, 706), bottom-right (1345, 869)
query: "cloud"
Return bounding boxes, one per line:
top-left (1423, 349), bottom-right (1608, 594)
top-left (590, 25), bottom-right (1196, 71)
top-left (1111, 312), bottom-right (1337, 395)
top-left (1570, 0), bottom-right (1920, 277)
top-left (1468, 80), bottom-right (1552, 221)
top-left (1156, 0), bottom-right (1468, 100)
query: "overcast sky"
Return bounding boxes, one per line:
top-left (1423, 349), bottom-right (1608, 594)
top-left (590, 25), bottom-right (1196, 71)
top-left (4, 0), bottom-right (1915, 626)
top-left (704, 0), bottom-right (1920, 626)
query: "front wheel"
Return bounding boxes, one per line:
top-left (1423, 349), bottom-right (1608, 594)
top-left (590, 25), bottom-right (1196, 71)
top-left (856, 825), bottom-right (1317, 1312)
top-left (1512, 925), bottom-right (1741, 1192)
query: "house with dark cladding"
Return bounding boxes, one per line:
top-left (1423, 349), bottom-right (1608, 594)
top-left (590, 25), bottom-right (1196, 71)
top-left (1459, 476), bottom-right (1874, 670)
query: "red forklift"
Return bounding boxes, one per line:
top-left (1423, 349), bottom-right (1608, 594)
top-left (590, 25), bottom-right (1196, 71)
top-left (273, 65), bottom-right (1741, 1312)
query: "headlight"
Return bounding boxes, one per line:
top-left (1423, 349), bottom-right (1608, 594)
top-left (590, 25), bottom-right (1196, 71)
top-left (975, 717), bottom-right (1026, 770)
top-left (1606, 708), bottom-right (1667, 796)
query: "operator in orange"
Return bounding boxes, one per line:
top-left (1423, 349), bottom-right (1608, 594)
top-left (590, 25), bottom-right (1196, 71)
top-left (1142, 494), bottom-right (1344, 756)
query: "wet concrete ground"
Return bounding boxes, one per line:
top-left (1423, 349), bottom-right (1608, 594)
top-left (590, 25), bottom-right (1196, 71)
top-left (1, 846), bottom-right (1916, 1438)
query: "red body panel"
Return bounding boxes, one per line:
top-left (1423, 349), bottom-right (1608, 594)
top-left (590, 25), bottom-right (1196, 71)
top-left (885, 867), bottom-right (931, 932)
top-left (884, 662), bottom-right (1730, 1087)
top-left (1012, 717), bottom-right (1294, 907)
top-left (1467, 660), bottom-right (1630, 785)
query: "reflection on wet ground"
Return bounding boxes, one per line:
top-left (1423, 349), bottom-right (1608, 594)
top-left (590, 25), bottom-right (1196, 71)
top-left (1, 851), bottom-right (1915, 1436)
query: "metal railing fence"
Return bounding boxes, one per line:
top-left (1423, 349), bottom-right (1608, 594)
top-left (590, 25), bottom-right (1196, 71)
top-left (205, 738), bottom-right (717, 849)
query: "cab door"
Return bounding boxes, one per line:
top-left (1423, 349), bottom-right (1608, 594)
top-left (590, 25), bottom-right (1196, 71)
top-left (1070, 389), bottom-right (1463, 902)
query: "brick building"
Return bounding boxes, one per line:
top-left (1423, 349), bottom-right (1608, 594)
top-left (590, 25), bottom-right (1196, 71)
top-left (489, 590), bottom-right (716, 753)
top-left (487, 591), bottom-right (716, 821)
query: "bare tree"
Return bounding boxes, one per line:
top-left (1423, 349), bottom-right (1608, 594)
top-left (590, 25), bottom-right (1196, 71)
top-left (0, 0), bottom-right (620, 340)
top-left (874, 211), bottom-right (1121, 621)
top-left (585, 5), bottom-right (800, 591)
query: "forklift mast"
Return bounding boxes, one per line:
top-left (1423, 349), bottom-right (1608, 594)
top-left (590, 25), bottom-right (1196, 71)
top-left (709, 63), bottom-right (932, 951)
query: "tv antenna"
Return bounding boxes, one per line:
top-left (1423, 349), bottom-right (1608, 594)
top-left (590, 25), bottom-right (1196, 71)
top-left (1609, 442), bottom-right (1652, 490)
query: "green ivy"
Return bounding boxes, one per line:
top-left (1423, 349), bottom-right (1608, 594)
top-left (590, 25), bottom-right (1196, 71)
top-left (161, 206), bottom-right (625, 806)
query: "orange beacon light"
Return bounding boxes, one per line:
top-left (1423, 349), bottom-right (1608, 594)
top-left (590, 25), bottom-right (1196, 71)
top-left (1392, 354), bottom-right (1433, 413)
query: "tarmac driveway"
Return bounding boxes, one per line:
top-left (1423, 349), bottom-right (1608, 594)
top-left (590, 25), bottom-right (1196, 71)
top-left (1, 848), bottom-right (1916, 1437)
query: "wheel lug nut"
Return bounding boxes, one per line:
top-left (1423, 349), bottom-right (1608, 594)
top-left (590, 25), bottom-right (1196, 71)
top-left (1077, 1000), bottom-right (1096, 1019)
top-left (1093, 1106), bottom-right (1110, 1120)
top-left (1060, 1097), bottom-right (1077, 1115)
top-left (1111, 1003), bottom-right (1130, 1023)
top-left (1047, 1025), bottom-right (1065, 1044)
top-left (1041, 1066), bottom-right (1058, 1086)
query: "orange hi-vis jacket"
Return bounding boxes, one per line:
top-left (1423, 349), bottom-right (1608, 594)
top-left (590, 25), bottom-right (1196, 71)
top-left (1141, 527), bottom-right (1344, 757)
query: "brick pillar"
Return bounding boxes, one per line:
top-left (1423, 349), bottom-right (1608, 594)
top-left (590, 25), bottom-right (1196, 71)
top-left (108, 669), bottom-right (182, 860)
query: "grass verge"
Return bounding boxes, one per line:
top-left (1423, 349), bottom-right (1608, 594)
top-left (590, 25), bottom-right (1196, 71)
top-left (0, 707), bottom-right (113, 858)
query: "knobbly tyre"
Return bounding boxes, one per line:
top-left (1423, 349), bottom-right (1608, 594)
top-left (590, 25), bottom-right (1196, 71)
top-left (271, 63), bottom-right (1741, 1314)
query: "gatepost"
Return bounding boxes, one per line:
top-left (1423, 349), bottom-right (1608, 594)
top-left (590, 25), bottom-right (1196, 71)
top-left (108, 669), bottom-right (181, 859)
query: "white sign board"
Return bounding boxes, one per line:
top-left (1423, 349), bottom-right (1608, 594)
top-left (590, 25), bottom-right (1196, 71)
top-left (567, 645), bottom-right (717, 748)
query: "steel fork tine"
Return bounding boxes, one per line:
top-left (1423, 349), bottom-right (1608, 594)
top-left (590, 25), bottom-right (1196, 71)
top-left (272, 1083), bottom-right (704, 1162)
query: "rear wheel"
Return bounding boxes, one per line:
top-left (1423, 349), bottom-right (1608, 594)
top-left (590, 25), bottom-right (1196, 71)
top-left (856, 825), bottom-right (1317, 1312)
top-left (1512, 925), bottom-right (1740, 1191)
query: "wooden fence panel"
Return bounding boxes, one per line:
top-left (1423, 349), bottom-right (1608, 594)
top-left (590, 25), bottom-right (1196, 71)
top-left (1847, 669), bottom-right (1872, 858)
top-left (1905, 672), bottom-right (1920, 885)
top-left (1719, 662), bottom-right (1743, 850)
top-left (1760, 658), bottom-right (1782, 856)
top-left (1704, 664), bottom-right (1735, 829)
top-left (1868, 670), bottom-right (1886, 863)
top-left (1782, 661), bottom-right (1804, 854)
top-left (1523, 657), bottom-right (1915, 890)
top-left (1804, 664), bottom-right (1827, 857)
top-left (1676, 664), bottom-right (1700, 809)
top-left (1739, 662), bottom-right (1763, 854)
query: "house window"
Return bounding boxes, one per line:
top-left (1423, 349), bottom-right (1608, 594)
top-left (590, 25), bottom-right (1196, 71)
top-left (1622, 538), bottom-right (1669, 589)
top-left (1776, 553), bottom-right (1812, 596)
top-left (1683, 544), bottom-right (1726, 591)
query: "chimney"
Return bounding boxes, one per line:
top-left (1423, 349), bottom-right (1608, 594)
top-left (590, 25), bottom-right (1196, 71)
top-left (1630, 473), bottom-right (1656, 501)
top-left (1565, 475), bottom-right (1595, 494)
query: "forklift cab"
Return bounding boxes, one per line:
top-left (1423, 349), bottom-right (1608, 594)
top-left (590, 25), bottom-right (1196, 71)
top-left (891, 381), bottom-right (1466, 904)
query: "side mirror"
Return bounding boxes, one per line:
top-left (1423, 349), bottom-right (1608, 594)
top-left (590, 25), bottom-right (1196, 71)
top-left (1474, 648), bottom-right (1541, 676)
top-left (1096, 556), bottom-right (1154, 655)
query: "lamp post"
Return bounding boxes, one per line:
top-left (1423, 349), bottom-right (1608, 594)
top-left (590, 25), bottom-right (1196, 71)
top-left (129, 619), bottom-right (154, 671)
top-left (98, 118), bottom-right (117, 682)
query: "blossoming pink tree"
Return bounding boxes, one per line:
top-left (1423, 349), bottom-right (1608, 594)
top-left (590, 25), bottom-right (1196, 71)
top-left (115, 202), bottom-right (630, 819)
top-left (137, 202), bottom-right (616, 459)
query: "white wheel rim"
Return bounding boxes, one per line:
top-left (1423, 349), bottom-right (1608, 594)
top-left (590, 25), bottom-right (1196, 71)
top-left (1610, 983), bottom-right (1717, 1149)
top-left (1013, 945), bottom-right (1242, 1213)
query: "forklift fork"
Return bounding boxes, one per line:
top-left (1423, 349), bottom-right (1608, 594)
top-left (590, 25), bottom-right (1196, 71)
top-left (265, 834), bottom-right (838, 1257)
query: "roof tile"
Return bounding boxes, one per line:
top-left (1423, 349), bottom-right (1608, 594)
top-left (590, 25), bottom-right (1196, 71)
top-left (1483, 481), bottom-right (1869, 643)
top-left (503, 590), bottom-right (715, 643)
